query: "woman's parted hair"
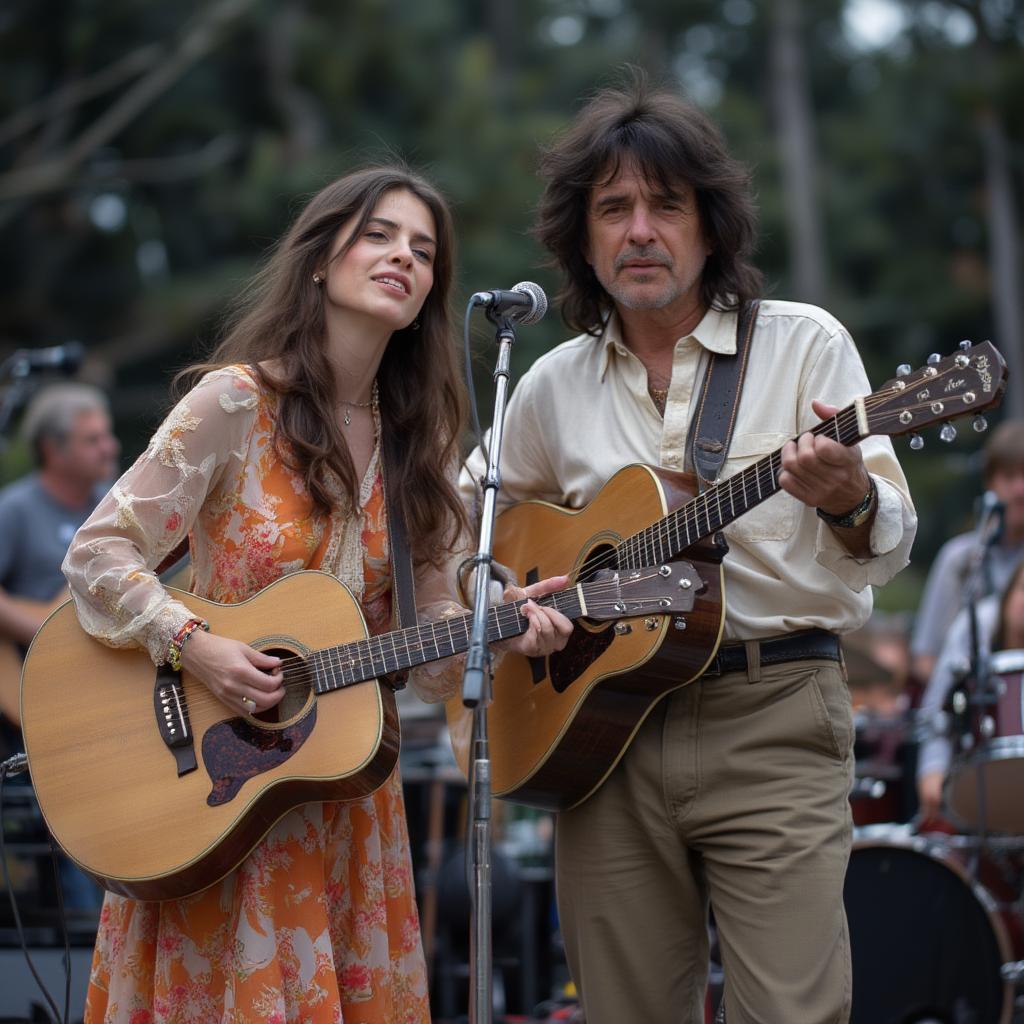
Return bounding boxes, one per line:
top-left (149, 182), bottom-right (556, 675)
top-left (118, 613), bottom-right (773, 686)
top-left (535, 73), bottom-right (763, 335)
top-left (183, 164), bottom-right (467, 566)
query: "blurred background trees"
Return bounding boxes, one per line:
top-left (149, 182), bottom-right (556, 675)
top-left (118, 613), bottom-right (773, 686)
top-left (0, 0), bottom-right (1021, 609)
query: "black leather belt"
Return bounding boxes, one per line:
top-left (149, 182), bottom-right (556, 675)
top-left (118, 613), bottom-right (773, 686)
top-left (703, 628), bottom-right (841, 678)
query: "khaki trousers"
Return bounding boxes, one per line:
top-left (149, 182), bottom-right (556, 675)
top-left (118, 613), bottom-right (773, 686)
top-left (555, 656), bottom-right (854, 1024)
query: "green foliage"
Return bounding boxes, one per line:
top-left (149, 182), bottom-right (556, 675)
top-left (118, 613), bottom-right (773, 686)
top-left (0, 0), bottom-right (1021, 614)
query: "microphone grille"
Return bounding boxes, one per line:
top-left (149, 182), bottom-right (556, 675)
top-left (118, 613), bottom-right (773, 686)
top-left (512, 281), bottom-right (548, 325)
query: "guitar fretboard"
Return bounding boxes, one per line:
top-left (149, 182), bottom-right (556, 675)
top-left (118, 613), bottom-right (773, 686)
top-left (298, 579), bottom-right (611, 695)
top-left (618, 404), bottom-right (864, 569)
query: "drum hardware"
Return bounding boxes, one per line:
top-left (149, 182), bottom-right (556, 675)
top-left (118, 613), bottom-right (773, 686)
top-left (850, 776), bottom-right (887, 801)
top-left (851, 710), bottom-right (915, 825)
top-left (1001, 961), bottom-right (1024, 982)
top-left (947, 650), bottom-right (1024, 835)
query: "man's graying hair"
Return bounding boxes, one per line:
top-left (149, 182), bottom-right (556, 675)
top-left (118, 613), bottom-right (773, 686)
top-left (21, 383), bottom-right (110, 466)
top-left (535, 69), bottom-right (763, 335)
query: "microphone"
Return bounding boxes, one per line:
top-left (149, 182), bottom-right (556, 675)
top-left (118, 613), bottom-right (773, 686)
top-left (9, 342), bottom-right (85, 377)
top-left (470, 281), bottom-right (548, 325)
top-left (979, 490), bottom-right (1004, 517)
top-left (976, 489), bottom-right (1004, 545)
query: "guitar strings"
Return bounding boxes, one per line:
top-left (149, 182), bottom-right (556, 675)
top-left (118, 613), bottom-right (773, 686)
top-left (164, 569), bottom-right (673, 716)
top-left (166, 369), bottom-right (976, 719)
top-left (167, 586), bottom-right (660, 716)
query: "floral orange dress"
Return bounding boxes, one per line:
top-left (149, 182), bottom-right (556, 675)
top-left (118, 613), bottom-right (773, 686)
top-left (62, 366), bottom-right (462, 1024)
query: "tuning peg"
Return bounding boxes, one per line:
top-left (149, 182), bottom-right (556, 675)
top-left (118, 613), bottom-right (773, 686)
top-left (940, 423), bottom-right (957, 443)
top-left (973, 415), bottom-right (989, 433)
top-left (896, 364), bottom-right (912, 377)
top-left (909, 434), bottom-right (924, 450)
top-left (959, 340), bottom-right (972, 351)
top-left (927, 353), bottom-right (941, 365)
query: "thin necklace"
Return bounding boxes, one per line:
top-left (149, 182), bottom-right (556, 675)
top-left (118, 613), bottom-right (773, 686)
top-left (341, 380), bottom-right (378, 426)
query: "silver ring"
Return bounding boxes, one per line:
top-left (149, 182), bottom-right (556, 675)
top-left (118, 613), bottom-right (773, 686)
top-left (241, 696), bottom-right (256, 714)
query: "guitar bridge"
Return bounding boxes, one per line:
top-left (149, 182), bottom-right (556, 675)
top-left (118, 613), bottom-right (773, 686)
top-left (153, 663), bottom-right (197, 776)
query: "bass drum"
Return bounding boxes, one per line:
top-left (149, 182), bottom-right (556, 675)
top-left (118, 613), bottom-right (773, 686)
top-left (845, 827), bottom-right (1020, 1024)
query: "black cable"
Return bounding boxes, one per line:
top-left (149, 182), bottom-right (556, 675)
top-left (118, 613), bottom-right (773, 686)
top-left (462, 295), bottom-right (488, 458)
top-left (0, 757), bottom-right (64, 1023)
top-left (48, 836), bottom-right (71, 1024)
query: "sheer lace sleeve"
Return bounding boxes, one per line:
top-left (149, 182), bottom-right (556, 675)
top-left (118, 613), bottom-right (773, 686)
top-left (406, 538), bottom-right (513, 703)
top-left (61, 367), bottom-right (260, 665)
top-left (406, 548), bottom-right (469, 704)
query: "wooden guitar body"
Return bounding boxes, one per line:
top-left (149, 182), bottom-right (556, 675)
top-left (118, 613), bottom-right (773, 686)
top-left (0, 590), bottom-right (68, 727)
top-left (20, 571), bottom-right (398, 901)
top-left (447, 464), bottom-right (726, 811)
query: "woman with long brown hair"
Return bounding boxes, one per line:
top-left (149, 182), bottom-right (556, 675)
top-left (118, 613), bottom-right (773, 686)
top-left (62, 165), bottom-right (572, 1022)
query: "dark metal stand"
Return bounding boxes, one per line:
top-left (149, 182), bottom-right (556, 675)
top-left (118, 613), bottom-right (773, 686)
top-left (957, 495), bottom-right (1004, 873)
top-left (462, 311), bottom-right (518, 1024)
top-left (0, 347), bottom-right (81, 450)
top-left (0, 375), bottom-right (35, 452)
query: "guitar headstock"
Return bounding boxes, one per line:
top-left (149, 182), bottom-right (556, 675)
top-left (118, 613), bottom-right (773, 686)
top-left (865, 341), bottom-right (1007, 445)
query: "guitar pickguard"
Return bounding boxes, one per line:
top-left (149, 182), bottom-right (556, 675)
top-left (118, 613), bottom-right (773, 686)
top-left (548, 625), bottom-right (615, 693)
top-left (203, 705), bottom-right (317, 806)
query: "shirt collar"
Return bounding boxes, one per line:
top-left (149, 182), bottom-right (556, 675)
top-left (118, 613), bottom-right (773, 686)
top-left (598, 304), bottom-right (737, 380)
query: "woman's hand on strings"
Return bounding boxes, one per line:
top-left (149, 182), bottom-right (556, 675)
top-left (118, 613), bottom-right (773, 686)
top-left (180, 630), bottom-right (284, 714)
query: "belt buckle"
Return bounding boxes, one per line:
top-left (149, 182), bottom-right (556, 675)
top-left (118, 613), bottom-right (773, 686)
top-left (704, 652), bottom-right (724, 679)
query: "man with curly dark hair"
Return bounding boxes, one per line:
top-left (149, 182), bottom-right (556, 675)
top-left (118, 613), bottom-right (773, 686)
top-left (462, 74), bottom-right (917, 1023)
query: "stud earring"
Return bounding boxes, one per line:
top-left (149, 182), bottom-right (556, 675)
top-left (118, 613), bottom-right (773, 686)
top-left (312, 272), bottom-right (323, 285)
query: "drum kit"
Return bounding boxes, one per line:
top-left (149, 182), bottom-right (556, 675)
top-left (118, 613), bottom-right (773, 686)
top-left (849, 649), bottom-right (1024, 1024)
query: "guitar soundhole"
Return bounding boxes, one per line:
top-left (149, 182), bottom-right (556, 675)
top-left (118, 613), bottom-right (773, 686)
top-left (253, 646), bottom-right (310, 724)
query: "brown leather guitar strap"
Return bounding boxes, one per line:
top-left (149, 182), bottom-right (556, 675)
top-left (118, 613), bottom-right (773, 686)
top-left (686, 300), bottom-right (760, 492)
top-left (382, 429), bottom-right (417, 690)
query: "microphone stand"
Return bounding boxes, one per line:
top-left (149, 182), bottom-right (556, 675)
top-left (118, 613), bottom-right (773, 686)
top-left (959, 497), bottom-right (1003, 873)
top-left (0, 346), bottom-right (83, 453)
top-left (0, 354), bottom-right (40, 453)
top-left (462, 309), bottom-right (518, 1024)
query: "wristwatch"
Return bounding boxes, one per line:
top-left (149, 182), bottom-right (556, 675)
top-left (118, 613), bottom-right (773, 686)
top-left (816, 478), bottom-right (877, 529)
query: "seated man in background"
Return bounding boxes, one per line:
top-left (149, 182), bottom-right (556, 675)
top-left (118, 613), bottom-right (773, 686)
top-left (0, 382), bottom-right (118, 911)
top-left (0, 382), bottom-right (119, 669)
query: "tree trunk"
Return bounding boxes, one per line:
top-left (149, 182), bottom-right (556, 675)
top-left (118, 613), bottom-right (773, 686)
top-left (978, 107), bottom-right (1024, 417)
top-left (769, 0), bottom-right (828, 305)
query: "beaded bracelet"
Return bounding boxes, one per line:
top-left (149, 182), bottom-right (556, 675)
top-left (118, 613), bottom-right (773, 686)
top-left (168, 617), bottom-right (209, 672)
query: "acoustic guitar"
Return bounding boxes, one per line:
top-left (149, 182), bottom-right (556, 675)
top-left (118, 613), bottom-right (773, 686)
top-left (0, 556), bottom-right (190, 727)
top-left (0, 590), bottom-right (68, 727)
top-left (19, 563), bottom-right (694, 900)
top-left (446, 341), bottom-right (1009, 811)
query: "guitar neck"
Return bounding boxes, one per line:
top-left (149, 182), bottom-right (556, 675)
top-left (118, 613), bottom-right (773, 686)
top-left (619, 401), bottom-right (865, 568)
top-left (306, 583), bottom-right (587, 695)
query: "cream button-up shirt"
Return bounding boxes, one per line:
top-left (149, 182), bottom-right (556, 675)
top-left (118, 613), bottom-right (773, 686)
top-left (460, 300), bottom-right (918, 640)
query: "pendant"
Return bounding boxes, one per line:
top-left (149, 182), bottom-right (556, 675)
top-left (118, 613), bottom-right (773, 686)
top-left (343, 406), bottom-right (351, 426)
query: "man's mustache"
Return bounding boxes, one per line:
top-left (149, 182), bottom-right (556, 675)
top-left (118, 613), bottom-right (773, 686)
top-left (613, 248), bottom-right (673, 272)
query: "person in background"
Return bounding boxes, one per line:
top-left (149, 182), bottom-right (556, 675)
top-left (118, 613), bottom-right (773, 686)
top-left (0, 382), bottom-right (119, 910)
top-left (917, 557), bottom-right (1024, 820)
top-left (910, 419), bottom-right (1024, 684)
top-left (61, 164), bottom-right (571, 1023)
top-left (0, 383), bottom-right (119, 664)
top-left (461, 74), bottom-right (916, 1024)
